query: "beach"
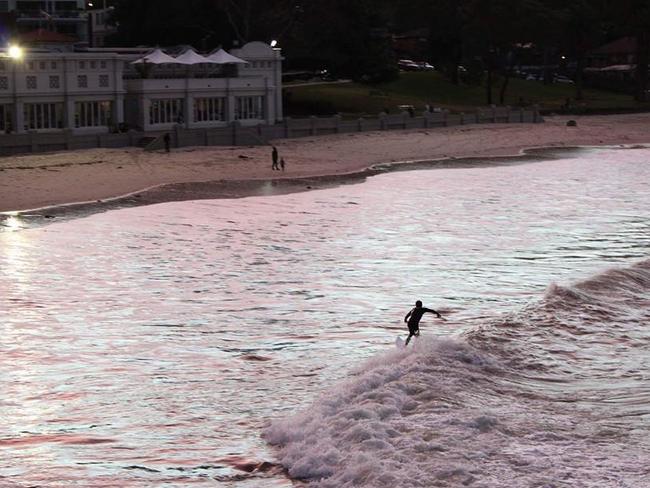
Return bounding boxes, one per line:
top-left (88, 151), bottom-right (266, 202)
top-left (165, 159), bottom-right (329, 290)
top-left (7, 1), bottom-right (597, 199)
top-left (2, 118), bottom-right (650, 486)
top-left (1, 113), bottom-right (650, 213)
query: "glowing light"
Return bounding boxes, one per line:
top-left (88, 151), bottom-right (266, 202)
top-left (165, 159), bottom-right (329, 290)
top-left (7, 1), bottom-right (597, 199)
top-left (8, 45), bottom-right (23, 60)
top-left (1, 217), bottom-right (32, 295)
top-left (270, 40), bottom-right (278, 48)
top-left (1, 213), bottom-right (24, 231)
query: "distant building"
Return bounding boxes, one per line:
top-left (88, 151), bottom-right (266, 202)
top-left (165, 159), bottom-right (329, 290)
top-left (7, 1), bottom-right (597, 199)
top-left (124, 42), bottom-right (282, 132)
top-left (587, 37), bottom-right (636, 69)
top-left (0, 0), bottom-right (89, 44)
top-left (0, 50), bottom-right (125, 134)
top-left (585, 37), bottom-right (638, 93)
top-left (0, 41), bottom-right (283, 135)
top-left (87, 6), bottom-right (116, 47)
top-left (18, 27), bottom-right (77, 51)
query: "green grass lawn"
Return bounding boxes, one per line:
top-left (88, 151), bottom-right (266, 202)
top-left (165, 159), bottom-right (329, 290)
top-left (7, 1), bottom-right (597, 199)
top-left (284, 72), bottom-right (647, 118)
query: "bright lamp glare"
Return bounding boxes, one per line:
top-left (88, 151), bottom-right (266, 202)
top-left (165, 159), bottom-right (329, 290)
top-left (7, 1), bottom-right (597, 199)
top-left (270, 40), bottom-right (278, 47)
top-left (8, 45), bottom-right (23, 59)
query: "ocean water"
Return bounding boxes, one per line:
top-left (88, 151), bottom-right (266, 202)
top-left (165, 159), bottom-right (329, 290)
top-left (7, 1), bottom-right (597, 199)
top-left (1, 146), bottom-right (649, 487)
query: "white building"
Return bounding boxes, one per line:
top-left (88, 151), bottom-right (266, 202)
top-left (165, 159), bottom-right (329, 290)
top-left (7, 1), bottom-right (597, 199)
top-left (0, 41), bottom-right (283, 134)
top-left (124, 42), bottom-right (283, 132)
top-left (0, 0), bottom-right (89, 43)
top-left (0, 51), bottom-right (124, 133)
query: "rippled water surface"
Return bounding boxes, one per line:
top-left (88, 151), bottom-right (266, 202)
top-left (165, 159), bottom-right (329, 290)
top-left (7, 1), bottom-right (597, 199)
top-left (1, 146), bottom-right (649, 486)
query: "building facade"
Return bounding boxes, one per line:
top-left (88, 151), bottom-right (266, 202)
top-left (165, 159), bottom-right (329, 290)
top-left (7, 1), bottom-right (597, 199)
top-left (0, 0), bottom-right (88, 43)
top-left (0, 51), bottom-right (124, 133)
top-left (0, 41), bottom-right (283, 134)
top-left (124, 42), bottom-right (283, 132)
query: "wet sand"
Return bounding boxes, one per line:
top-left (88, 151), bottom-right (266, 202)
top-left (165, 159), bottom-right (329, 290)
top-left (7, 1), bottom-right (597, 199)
top-left (1, 113), bottom-right (649, 217)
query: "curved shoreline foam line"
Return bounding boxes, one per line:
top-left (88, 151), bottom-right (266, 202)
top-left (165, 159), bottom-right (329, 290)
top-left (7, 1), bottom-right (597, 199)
top-left (0, 183), bottom-right (168, 216)
top-left (1, 142), bottom-right (647, 218)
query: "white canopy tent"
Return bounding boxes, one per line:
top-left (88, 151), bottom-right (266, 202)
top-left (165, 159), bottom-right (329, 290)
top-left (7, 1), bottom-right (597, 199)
top-left (173, 48), bottom-right (218, 65)
top-left (206, 48), bottom-right (248, 64)
top-left (131, 48), bottom-right (178, 65)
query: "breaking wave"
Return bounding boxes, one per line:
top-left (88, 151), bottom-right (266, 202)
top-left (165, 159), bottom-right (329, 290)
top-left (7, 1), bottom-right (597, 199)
top-left (265, 260), bottom-right (650, 487)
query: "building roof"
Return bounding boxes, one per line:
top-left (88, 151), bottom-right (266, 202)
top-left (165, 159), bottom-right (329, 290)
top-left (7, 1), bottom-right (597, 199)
top-left (174, 48), bottom-right (214, 65)
top-left (19, 29), bottom-right (77, 44)
top-left (206, 48), bottom-right (247, 64)
top-left (592, 36), bottom-right (636, 55)
top-left (131, 48), bottom-right (178, 65)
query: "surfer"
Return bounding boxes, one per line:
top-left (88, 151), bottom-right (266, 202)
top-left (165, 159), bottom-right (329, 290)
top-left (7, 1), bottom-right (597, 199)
top-left (404, 300), bottom-right (442, 346)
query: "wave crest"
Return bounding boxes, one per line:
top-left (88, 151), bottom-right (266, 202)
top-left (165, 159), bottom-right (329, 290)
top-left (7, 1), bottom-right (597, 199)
top-left (266, 261), bottom-right (650, 487)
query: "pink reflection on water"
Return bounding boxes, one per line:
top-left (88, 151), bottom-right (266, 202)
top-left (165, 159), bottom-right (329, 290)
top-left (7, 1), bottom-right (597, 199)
top-left (1, 147), bottom-right (649, 486)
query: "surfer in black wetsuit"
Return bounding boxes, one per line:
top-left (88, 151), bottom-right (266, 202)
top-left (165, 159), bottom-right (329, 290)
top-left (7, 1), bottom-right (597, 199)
top-left (404, 300), bottom-right (442, 346)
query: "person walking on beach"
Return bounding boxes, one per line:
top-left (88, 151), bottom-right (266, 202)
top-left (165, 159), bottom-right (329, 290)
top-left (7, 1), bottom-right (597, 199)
top-left (163, 133), bottom-right (171, 153)
top-left (404, 300), bottom-right (442, 346)
top-left (271, 146), bottom-right (279, 170)
top-left (280, 157), bottom-right (285, 171)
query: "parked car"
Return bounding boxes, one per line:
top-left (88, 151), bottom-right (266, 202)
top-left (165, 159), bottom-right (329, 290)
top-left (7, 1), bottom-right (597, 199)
top-left (319, 68), bottom-right (335, 81)
top-left (398, 59), bottom-right (421, 71)
top-left (397, 104), bottom-right (416, 117)
top-left (417, 62), bottom-right (436, 71)
top-left (553, 74), bottom-right (574, 84)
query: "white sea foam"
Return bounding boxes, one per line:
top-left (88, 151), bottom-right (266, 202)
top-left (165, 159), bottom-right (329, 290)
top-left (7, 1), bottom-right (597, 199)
top-left (265, 332), bottom-right (649, 487)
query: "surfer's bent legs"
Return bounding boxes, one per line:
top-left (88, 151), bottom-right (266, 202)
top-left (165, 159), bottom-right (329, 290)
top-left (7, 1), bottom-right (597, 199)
top-left (405, 328), bottom-right (419, 346)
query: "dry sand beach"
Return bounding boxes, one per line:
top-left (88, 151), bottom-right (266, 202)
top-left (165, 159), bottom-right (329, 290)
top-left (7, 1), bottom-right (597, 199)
top-left (1, 113), bottom-right (649, 213)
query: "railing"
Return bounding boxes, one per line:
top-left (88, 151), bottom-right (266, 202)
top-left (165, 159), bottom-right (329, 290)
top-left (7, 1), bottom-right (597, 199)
top-left (0, 107), bottom-right (542, 157)
top-left (122, 72), bottom-right (234, 80)
top-left (16, 10), bottom-right (85, 20)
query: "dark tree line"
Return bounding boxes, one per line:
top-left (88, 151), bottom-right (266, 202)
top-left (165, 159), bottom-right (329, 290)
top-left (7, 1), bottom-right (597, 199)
top-left (109, 0), bottom-right (650, 101)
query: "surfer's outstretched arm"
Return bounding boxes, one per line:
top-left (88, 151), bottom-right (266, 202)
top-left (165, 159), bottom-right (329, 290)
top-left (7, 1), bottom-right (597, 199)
top-left (404, 309), bottom-right (412, 323)
top-left (424, 307), bottom-right (442, 318)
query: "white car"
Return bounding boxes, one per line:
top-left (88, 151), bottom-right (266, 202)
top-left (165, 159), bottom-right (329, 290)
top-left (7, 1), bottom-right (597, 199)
top-left (398, 59), bottom-right (421, 71)
top-left (554, 75), bottom-right (574, 84)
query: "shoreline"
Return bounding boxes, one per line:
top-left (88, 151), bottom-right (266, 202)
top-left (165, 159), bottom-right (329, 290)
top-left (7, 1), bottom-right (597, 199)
top-left (2, 113), bottom-right (650, 226)
top-left (0, 146), bottom-right (606, 231)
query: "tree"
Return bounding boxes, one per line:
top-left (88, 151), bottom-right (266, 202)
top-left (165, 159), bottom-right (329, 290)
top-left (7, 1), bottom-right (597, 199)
top-left (285, 0), bottom-right (398, 82)
top-left (428, 0), bottom-right (464, 85)
top-left (109, 0), bottom-right (231, 49)
top-left (609, 0), bottom-right (650, 101)
top-left (110, 0), bottom-right (397, 82)
top-left (553, 0), bottom-right (608, 101)
top-left (462, 0), bottom-right (548, 104)
top-left (214, 0), bottom-right (300, 46)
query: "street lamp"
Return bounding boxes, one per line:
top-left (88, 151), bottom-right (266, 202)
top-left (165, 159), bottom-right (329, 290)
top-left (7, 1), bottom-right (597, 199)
top-left (6, 44), bottom-right (23, 134)
top-left (8, 45), bottom-right (23, 60)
